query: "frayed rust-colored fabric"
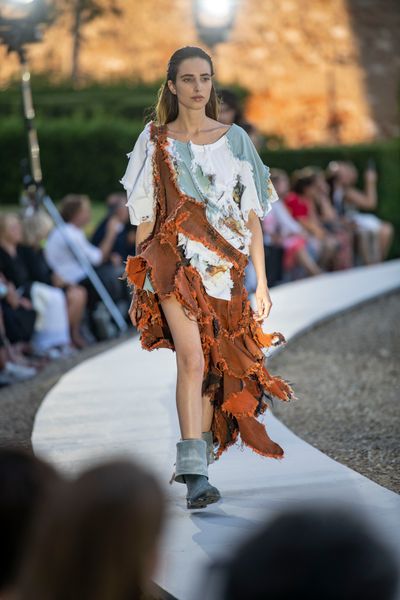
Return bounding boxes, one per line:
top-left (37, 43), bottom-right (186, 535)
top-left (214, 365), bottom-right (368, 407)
top-left (123, 122), bottom-right (298, 461)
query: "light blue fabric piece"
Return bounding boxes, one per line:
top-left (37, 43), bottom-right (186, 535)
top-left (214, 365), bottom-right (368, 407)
top-left (231, 125), bottom-right (275, 218)
top-left (167, 124), bottom-right (275, 218)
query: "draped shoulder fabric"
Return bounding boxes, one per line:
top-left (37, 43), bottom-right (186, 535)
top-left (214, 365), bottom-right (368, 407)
top-left (120, 120), bottom-right (298, 461)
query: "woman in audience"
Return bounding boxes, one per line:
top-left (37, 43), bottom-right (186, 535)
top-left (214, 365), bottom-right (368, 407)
top-left (306, 166), bottom-right (354, 270)
top-left (0, 213), bottom-right (74, 358)
top-left (20, 210), bottom-right (88, 349)
top-left (326, 160), bottom-right (394, 264)
top-left (44, 194), bottom-right (123, 312)
top-left (0, 276), bottom-right (39, 385)
top-left (0, 272), bottom-right (37, 354)
top-left (18, 458), bottom-right (166, 600)
top-left (216, 88), bottom-right (263, 148)
top-left (264, 169), bottom-right (324, 278)
top-left (285, 168), bottom-right (340, 271)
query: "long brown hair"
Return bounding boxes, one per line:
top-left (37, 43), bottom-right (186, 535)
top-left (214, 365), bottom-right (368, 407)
top-left (148, 46), bottom-right (220, 126)
top-left (18, 458), bottom-right (166, 600)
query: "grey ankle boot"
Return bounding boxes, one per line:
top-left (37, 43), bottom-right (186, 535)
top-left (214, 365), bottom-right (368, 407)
top-left (174, 438), bottom-right (221, 509)
top-left (168, 432), bottom-right (214, 484)
top-left (202, 430), bottom-right (215, 465)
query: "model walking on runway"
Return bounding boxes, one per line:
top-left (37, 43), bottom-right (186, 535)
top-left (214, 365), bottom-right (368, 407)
top-left (120, 46), bottom-right (297, 510)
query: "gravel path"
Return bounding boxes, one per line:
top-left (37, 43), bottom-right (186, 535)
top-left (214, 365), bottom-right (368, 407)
top-left (1, 289), bottom-right (398, 496)
top-left (270, 288), bottom-right (400, 495)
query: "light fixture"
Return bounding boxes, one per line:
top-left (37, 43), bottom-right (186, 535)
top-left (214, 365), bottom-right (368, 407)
top-left (193, 0), bottom-right (240, 48)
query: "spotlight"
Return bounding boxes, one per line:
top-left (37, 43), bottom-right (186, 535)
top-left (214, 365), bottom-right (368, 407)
top-left (193, 0), bottom-right (240, 48)
top-left (0, 0), bottom-right (50, 50)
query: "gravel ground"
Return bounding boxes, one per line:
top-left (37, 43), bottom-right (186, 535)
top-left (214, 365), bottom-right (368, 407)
top-left (0, 289), bottom-right (399, 496)
top-left (270, 288), bottom-right (400, 495)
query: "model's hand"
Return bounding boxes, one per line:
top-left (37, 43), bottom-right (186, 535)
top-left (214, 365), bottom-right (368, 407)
top-left (254, 283), bottom-right (272, 321)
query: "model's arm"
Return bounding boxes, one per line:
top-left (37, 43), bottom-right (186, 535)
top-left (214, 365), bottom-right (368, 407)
top-left (246, 209), bottom-right (272, 321)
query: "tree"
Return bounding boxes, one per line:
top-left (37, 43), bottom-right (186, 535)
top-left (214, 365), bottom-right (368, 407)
top-left (55, 0), bottom-right (122, 85)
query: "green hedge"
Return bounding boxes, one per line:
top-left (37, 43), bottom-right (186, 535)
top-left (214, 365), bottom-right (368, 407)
top-left (0, 78), bottom-right (249, 121)
top-left (0, 117), bottom-right (142, 203)
top-left (0, 79), bottom-right (161, 121)
top-left (1, 117), bottom-right (399, 258)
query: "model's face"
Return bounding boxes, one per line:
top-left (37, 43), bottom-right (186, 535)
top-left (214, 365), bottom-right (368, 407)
top-left (168, 57), bottom-right (213, 112)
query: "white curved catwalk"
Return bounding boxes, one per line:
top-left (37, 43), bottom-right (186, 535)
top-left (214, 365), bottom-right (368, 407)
top-left (32, 259), bottom-right (400, 600)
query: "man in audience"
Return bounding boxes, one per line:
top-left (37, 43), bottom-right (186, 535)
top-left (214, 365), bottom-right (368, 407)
top-left (91, 192), bottom-right (135, 264)
top-left (44, 194), bottom-right (123, 313)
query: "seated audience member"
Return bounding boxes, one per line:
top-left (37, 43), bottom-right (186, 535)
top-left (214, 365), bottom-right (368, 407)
top-left (216, 87), bottom-right (264, 149)
top-left (200, 503), bottom-right (399, 600)
top-left (18, 458), bottom-right (166, 600)
top-left (0, 447), bottom-right (64, 600)
top-left (285, 168), bottom-right (340, 271)
top-left (0, 292), bottom-right (37, 385)
top-left (307, 166), bottom-right (354, 270)
top-left (0, 280), bottom-right (40, 387)
top-left (44, 194), bottom-right (123, 312)
top-left (20, 210), bottom-right (88, 349)
top-left (91, 192), bottom-right (135, 263)
top-left (265, 169), bottom-right (323, 278)
top-left (326, 160), bottom-right (393, 264)
top-left (0, 213), bottom-right (74, 358)
top-left (0, 271), bottom-right (36, 355)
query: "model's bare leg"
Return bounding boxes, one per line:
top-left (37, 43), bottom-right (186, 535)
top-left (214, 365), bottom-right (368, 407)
top-left (202, 393), bottom-right (214, 432)
top-left (159, 293), bottom-right (205, 439)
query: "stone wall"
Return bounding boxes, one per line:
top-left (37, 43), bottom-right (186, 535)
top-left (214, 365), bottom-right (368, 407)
top-left (1, 0), bottom-right (398, 147)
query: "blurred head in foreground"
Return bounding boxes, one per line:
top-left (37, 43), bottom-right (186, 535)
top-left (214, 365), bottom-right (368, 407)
top-left (18, 457), bottom-right (167, 600)
top-left (0, 447), bottom-right (63, 599)
top-left (221, 502), bottom-right (399, 600)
